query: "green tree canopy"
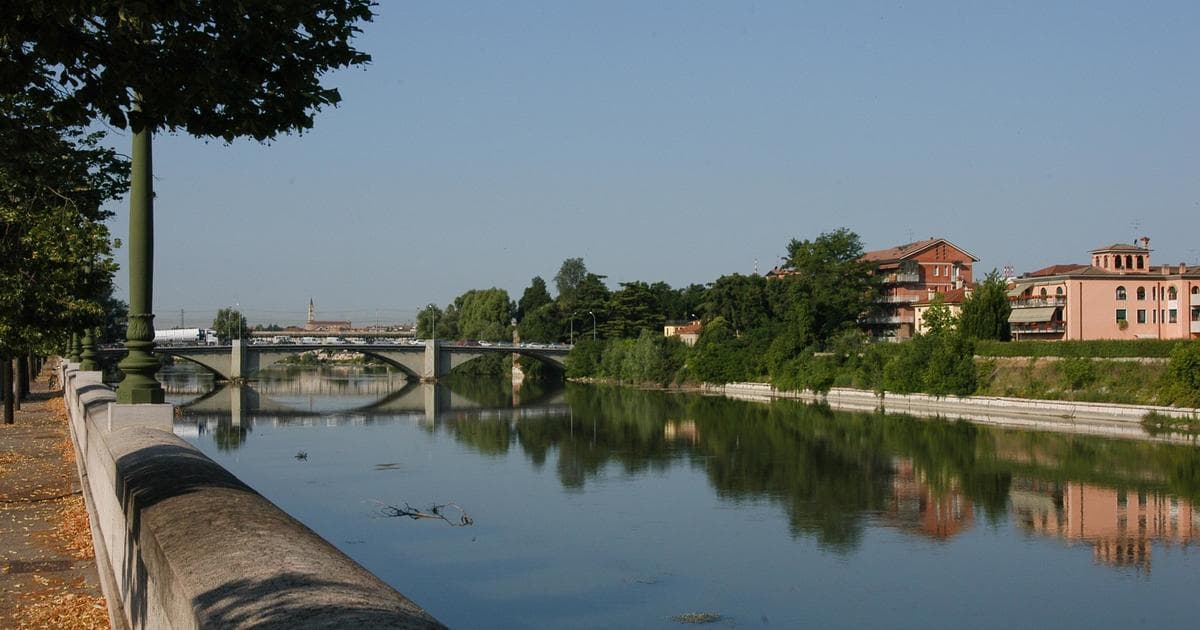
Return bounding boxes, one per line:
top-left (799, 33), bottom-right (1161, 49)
top-left (455, 288), bottom-right (513, 342)
top-left (959, 270), bottom-right (1012, 341)
top-left (775, 228), bottom-right (880, 348)
top-left (0, 95), bottom-right (127, 359)
top-left (517, 276), bottom-right (552, 321)
top-left (603, 281), bottom-right (666, 339)
top-left (212, 308), bottom-right (249, 341)
top-left (554, 258), bottom-right (588, 309)
top-left (2, 1), bottom-right (375, 138)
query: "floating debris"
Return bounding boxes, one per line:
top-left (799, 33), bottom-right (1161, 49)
top-left (374, 463), bottom-right (402, 470)
top-left (376, 501), bottom-right (474, 527)
top-left (672, 612), bottom-right (722, 624)
top-left (294, 451), bottom-right (308, 460)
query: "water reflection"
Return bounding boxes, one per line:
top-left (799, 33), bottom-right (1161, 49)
top-left (172, 366), bottom-right (1200, 569)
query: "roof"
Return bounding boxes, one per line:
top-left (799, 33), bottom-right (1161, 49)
top-left (1090, 243), bottom-right (1150, 254)
top-left (915, 287), bottom-right (969, 305)
top-left (676, 322), bottom-right (703, 335)
top-left (1027, 264), bottom-right (1089, 277)
top-left (860, 238), bottom-right (980, 264)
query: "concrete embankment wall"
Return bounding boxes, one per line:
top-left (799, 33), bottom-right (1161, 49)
top-left (60, 364), bottom-right (444, 630)
top-left (708, 382), bottom-right (1200, 442)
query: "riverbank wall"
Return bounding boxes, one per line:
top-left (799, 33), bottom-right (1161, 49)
top-left (706, 382), bottom-right (1200, 442)
top-left (59, 363), bottom-right (444, 629)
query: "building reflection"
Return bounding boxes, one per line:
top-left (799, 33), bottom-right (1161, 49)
top-left (1012, 481), bottom-right (1196, 572)
top-left (882, 458), bottom-right (974, 540)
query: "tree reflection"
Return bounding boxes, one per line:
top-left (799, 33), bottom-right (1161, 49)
top-left (437, 383), bottom-right (1200, 552)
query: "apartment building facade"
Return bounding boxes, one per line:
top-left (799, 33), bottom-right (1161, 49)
top-left (1008, 239), bottom-right (1200, 341)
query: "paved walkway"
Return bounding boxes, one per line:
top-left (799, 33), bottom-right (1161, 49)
top-left (0, 359), bottom-right (109, 629)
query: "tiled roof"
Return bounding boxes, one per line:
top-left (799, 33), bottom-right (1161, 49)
top-left (1089, 243), bottom-right (1149, 253)
top-left (1027, 264), bottom-right (1089, 277)
top-left (915, 287), bottom-right (969, 305)
top-left (860, 238), bottom-right (980, 263)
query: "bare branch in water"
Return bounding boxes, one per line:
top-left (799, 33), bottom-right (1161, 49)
top-left (374, 501), bottom-right (474, 527)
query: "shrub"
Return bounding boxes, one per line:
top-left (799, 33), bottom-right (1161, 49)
top-left (1162, 343), bottom-right (1200, 407)
top-left (1058, 357), bottom-right (1097, 390)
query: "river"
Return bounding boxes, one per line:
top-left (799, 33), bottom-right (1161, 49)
top-left (163, 364), bottom-right (1200, 629)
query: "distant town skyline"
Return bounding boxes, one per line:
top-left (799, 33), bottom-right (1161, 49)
top-left (99, 2), bottom-right (1200, 326)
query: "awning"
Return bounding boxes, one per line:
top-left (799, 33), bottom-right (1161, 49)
top-left (1008, 306), bottom-right (1057, 324)
top-left (1007, 282), bottom-right (1032, 297)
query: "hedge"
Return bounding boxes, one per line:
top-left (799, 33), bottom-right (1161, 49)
top-left (975, 339), bottom-right (1192, 359)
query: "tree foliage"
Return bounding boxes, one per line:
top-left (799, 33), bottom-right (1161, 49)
top-left (212, 308), bottom-right (249, 341)
top-left (554, 258), bottom-right (588, 309)
top-left (517, 276), bottom-right (552, 321)
top-left (0, 95), bottom-right (127, 358)
top-left (2, 1), bottom-right (376, 138)
top-left (455, 288), bottom-right (513, 342)
top-left (959, 270), bottom-right (1011, 341)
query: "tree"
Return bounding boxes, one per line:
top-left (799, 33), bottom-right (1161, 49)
top-left (517, 276), bottom-right (552, 321)
top-left (603, 282), bottom-right (666, 339)
top-left (922, 295), bottom-right (958, 336)
top-left (455, 288), bottom-right (513, 342)
top-left (702, 273), bottom-right (772, 336)
top-left (1, 95), bottom-right (127, 423)
top-left (3, 2), bottom-right (375, 403)
top-left (959, 270), bottom-right (1012, 341)
top-left (519, 303), bottom-right (565, 344)
top-left (554, 258), bottom-right (588, 309)
top-left (212, 308), bottom-right (249, 342)
top-left (776, 228), bottom-right (880, 347)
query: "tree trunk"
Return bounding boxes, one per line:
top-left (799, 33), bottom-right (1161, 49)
top-left (2, 359), bottom-right (13, 423)
top-left (18, 355), bottom-right (30, 398)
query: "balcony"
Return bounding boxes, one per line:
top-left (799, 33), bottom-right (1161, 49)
top-left (877, 295), bottom-right (920, 304)
top-left (1012, 321), bottom-right (1066, 334)
top-left (862, 314), bottom-right (914, 325)
top-left (884, 272), bottom-right (920, 285)
top-left (1192, 321), bottom-right (1200, 334)
top-left (1011, 296), bottom-right (1067, 308)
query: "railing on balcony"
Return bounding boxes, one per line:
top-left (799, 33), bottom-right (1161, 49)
top-left (877, 295), bottom-right (920, 304)
top-left (883, 272), bottom-right (920, 284)
top-left (1012, 321), bottom-right (1066, 334)
top-left (1010, 296), bottom-right (1067, 308)
top-left (862, 315), bottom-right (915, 325)
top-left (1192, 321), bottom-right (1200, 334)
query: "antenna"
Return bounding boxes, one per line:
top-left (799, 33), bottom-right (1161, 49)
top-left (754, 258), bottom-right (758, 275)
top-left (180, 309), bottom-right (185, 328)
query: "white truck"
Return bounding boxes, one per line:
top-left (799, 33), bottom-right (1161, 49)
top-left (154, 328), bottom-right (220, 346)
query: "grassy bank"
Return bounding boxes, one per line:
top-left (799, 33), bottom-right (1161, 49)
top-left (973, 357), bottom-right (1169, 406)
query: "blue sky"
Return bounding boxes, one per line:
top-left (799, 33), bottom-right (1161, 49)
top-left (102, 1), bottom-right (1200, 327)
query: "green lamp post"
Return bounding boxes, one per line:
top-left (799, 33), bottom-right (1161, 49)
top-left (115, 118), bottom-right (164, 403)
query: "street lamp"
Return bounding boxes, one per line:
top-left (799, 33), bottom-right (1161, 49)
top-left (426, 303), bottom-right (437, 340)
top-left (569, 313), bottom-right (576, 345)
top-left (588, 310), bottom-right (597, 341)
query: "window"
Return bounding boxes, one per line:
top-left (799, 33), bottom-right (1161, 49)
top-left (1168, 287), bottom-right (1177, 300)
top-left (1152, 310), bottom-right (1156, 323)
top-left (1115, 256), bottom-right (1123, 269)
top-left (1136, 256), bottom-right (1145, 269)
top-left (1116, 286), bottom-right (1127, 300)
top-left (1192, 286), bottom-right (1197, 296)
top-left (1151, 287), bottom-right (1156, 300)
top-left (1056, 287), bottom-right (1064, 296)
top-left (1040, 287), bottom-right (1048, 298)
top-left (1137, 309), bottom-right (1146, 324)
top-left (933, 265), bottom-right (940, 277)
top-left (1136, 287), bottom-right (1146, 300)
top-left (1169, 309), bottom-right (1178, 323)
top-left (1126, 255), bottom-right (1133, 268)
top-left (1116, 309), bottom-right (1127, 322)
top-left (1193, 307), bottom-right (1200, 322)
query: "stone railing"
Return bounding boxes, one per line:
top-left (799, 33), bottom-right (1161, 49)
top-left (60, 364), bottom-right (444, 630)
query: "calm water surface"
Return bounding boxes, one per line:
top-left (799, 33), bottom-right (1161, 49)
top-left (164, 365), bottom-right (1200, 629)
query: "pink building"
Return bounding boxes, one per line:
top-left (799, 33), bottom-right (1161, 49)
top-left (1008, 238), bottom-right (1200, 340)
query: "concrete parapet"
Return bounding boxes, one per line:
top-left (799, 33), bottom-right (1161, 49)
top-left (711, 382), bottom-right (1200, 442)
top-left (59, 364), bottom-right (444, 629)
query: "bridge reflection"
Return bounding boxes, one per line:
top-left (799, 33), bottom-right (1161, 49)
top-left (172, 377), bottom-right (567, 433)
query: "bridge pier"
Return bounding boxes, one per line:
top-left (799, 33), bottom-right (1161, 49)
top-left (422, 340), bottom-right (441, 382)
top-left (230, 339), bottom-right (246, 380)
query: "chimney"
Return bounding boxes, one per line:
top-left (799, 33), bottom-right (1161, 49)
top-left (1139, 236), bottom-right (1150, 250)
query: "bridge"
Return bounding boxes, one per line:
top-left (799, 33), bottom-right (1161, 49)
top-left (100, 339), bottom-right (570, 381)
